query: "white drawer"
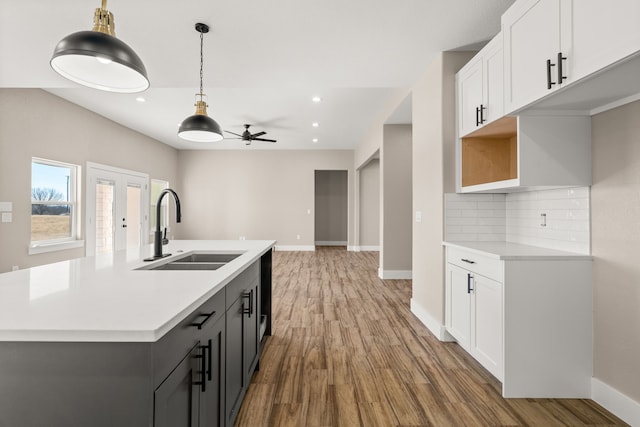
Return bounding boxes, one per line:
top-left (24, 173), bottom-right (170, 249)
top-left (447, 246), bottom-right (503, 283)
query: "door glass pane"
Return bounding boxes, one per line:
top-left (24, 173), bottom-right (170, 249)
top-left (126, 185), bottom-right (142, 247)
top-left (95, 180), bottom-right (115, 254)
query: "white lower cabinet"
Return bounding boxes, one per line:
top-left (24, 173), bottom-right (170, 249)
top-left (445, 245), bottom-right (592, 398)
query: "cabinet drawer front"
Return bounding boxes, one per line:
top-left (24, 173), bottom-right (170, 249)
top-left (226, 261), bottom-right (260, 308)
top-left (447, 247), bottom-right (503, 282)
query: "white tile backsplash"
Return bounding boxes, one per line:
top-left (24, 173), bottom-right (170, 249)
top-left (444, 187), bottom-right (591, 254)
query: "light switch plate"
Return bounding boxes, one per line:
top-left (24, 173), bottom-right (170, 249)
top-left (1, 212), bottom-right (12, 223)
top-left (0, 201), bottom-right (12, 212)
top-left (415, 211), bottom-right (422, 223)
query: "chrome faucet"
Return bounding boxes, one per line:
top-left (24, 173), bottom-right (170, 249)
top-left (144, 188), bottom-right (181, 261)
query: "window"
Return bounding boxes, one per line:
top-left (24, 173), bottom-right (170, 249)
top-left (30, 158), bottom-right (83, 254)
top-left (150, 179), bottom-right (169, 234)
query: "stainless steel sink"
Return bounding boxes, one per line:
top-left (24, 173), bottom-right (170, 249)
top-left (136, 251), bottom-right (245, 271)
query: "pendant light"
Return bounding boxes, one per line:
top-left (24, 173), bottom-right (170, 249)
top-left (178, 23), bottom-right (224, 142)
top-left (50, 0), bottom-right (149, 93)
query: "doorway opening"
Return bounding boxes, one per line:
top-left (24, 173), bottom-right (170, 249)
top-left (314, 170), bottom-right (348, 248)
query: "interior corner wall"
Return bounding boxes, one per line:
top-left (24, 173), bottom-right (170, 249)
top-left (314, 170), bottom-right (348, 244)
top-left (176, 150), bottom-right (354, 249)
top-left (381, 125), bottom-right (412, 271)
top-left (0, 89), bottom-right (179, 273)
top-left (359, 159), bottom-right (380, 248)
top-left (411, 51), bottom-right (476, 332)
top-left (591, 99), bottom-right (640, 403)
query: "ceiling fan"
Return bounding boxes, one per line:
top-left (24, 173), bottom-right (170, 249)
top-left (224, 124), bottom-right (277, 145)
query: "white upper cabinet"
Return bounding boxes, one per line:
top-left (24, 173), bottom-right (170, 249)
top-left (503, 0), bottom-right (640, 114)
top-left (503, 0), bottom-right (564, 113)
top-left (457, 34), bottom-right (504, 137)
top-left (569, 0), bottom-right (640, 83)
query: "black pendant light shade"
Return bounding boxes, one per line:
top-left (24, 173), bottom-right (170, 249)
top-left (50, 1), bottom-right (149, 93)
top-left (178, 107), bottom-right (224, 142)
top-left (178, 23), bottom-right (223, 143)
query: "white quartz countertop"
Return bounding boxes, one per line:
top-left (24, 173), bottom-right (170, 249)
top-left (0, 240), bottom-right (275, 343)
top-left (443, 241), bottom-right (593, 260)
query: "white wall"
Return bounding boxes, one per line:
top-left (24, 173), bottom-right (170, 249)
top-left (0, 89), bottom-right (178, 273)
top-left (591, 100), bottom-right (640, 403)
top-left (176, 150), bottom-right (354, 249)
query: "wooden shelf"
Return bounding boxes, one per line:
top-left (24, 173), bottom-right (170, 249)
top-left (461, 116), bottom-right (517, 187)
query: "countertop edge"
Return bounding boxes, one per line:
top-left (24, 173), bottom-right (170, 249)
top-left (443, 241), bottom-right (593, 261)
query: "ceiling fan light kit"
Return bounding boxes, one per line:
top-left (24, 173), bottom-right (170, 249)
top-left (50, 0), bottom-right (149, 93)
top-left (178, 23), bottom-right (224, 143)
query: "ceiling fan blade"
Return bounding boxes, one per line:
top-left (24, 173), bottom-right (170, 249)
top-left (250, 131), bottom-right (266, 138)
top-left (253, 138), bottom-right (277, 143)
top-left (224, 137), bottom-right (242, 140)
top-left (224, 130), bottom-right (243, 137)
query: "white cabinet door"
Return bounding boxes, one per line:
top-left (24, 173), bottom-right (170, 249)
top-left (471, 274), bottom-right (503, 381)
top-left (569, 0), bottom-right (640, 83)
top-left (483, 35), bottom-right (504, 126)
top-left (457, 58), bottom-right (483, 137)
top-left (446, 263), bottom-right (471, 350)
top-left (503, 0), bottom-right (562, 113)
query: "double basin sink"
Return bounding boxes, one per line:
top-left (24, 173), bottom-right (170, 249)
top-left (137, 252), bottom-right (243, 271)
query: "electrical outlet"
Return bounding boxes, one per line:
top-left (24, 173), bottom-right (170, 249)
top-left (11, 266), bottom-right (19, 271)
top-left (307, 209), bottom-right (311, 215)
top-left (415, 211), bottom-right (422, 223)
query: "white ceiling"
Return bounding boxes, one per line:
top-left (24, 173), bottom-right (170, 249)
top-left (0, 0), bottom-right (514, 150)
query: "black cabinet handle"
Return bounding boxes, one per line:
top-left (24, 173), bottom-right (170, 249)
top-left (546, 59), bottom-right (556, 90)
top-left (194, 345), bottom-right (207, 392)
top-left (467, 273), bottom-right (474, 294)
top-left (242, 291), bottom-right (252, 318)
top-left (205, 339), bottom-right (212, 382)
top-left (479, 104), bottom-right (486, 124)
top-left (475, 106), bottom-right (480, 126)
top-left (461, 258), bottom-right (475, 264)
top-left (191, 311), bottom-right (216, 330)
top-left (557, 52), bottom-right (567, 84)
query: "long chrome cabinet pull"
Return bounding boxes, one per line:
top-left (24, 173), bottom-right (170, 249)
top-left (461, 258), bottom-right (475, 264)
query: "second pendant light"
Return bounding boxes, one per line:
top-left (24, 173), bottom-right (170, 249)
top-left (178, 23), bottom-right (224, 142)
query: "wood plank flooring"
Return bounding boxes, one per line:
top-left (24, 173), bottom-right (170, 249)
top-left (235, 247), bottom-right (628, 426)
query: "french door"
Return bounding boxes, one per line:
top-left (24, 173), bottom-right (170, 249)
top-left (86, 163), bottom-right (149, 256)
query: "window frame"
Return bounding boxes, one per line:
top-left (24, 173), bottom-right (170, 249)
top-left (29, 157), bottom-right (84, 254)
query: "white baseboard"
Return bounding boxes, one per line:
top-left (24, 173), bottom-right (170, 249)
top-left (354, 245), bottom-right (380, 252)
top-left (592, 377), bottom-right (640, 426)
top-left (410, 298), bottom-right (456, 342)
top-left (347, 245), bottom-right (357, 251)
top-left (274, 245), bottom-right (315, 251)
top-left (314, 241), bottom-right (348, 246)
top-left (378, 269), bottom-right (412, 279)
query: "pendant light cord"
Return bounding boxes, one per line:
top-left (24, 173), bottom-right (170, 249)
top-left (199, 30), bottom-right (204, 99)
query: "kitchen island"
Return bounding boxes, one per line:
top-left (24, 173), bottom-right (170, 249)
top-left (0, 240), bottom-right (275, 427)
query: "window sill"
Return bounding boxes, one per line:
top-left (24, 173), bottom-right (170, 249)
top-left (29, 240), bottom-right (85, 255)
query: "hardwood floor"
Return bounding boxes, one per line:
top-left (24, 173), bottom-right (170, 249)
top-left (235, 247), bottom-right (627, 426)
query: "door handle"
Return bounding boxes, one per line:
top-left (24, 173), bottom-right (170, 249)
top-left (190, 311), bottom-right (216, 330)
top-left (242, 289), bottom-right (254, 318)
top-left (194, 344), bottom-right (207, 392)
top-left (475, 106), bottom-right (480, 126)
top-left (467, 273), bottom-right (474, 294)
top-left (479, 104), bottom-right (486, 124)
top-left (461, 258), bottom-right (475, 264)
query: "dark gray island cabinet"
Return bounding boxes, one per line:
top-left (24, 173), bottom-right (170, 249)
top-left (0, 249), bottom-right (272, 427)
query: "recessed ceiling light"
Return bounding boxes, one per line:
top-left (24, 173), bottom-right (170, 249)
top-left (312, 138), bottom-right (318, 143)
top-left (312, 96), bottom-right (322, 103)
top-left (135, 97), bottom-right (146, 103)
top-left (312, 122), bottom-right (319, 127)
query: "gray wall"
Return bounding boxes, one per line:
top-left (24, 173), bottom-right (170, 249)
top-left (358, 159), bottom-right (380, 248)
top-left (411, 52), bottom-right (474, 328)
top-left (0, 89), bottom-right (179, 273)
top-left (591, 100), bottom-right (640, 402)
top-left (381, 124), bottom-right (413, 272)
top-left (314, 170), bottom-right (348, 244)
top-left (176, 150), bottom-right (354, 248)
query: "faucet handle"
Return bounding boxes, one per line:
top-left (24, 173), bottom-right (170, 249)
top-left (161, 227), bottom-right (169, 245)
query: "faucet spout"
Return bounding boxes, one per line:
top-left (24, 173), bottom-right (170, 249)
top-left (144, 188), bottom-right (181, 261)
